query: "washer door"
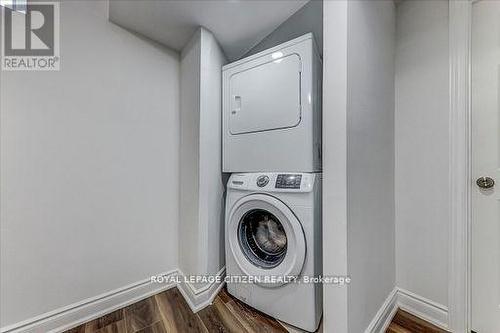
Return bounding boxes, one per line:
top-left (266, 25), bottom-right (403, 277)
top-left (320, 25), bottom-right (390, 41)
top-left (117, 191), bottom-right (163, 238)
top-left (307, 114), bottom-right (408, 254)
top-left (228, 194), bottom-right (306, 287)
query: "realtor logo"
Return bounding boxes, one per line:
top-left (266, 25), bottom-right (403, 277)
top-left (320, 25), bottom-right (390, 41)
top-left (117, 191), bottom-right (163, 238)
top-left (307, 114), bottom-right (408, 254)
top-left (1, 1), bottom-right (60, 70)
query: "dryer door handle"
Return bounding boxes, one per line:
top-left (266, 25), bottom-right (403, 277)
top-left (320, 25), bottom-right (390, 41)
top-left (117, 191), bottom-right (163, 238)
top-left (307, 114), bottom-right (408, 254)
top-left (232, 95), bottom-right (241, 115)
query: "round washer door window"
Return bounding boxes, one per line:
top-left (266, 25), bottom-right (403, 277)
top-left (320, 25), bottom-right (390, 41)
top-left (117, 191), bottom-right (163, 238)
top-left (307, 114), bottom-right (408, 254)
top-left (238, 209), bottom-right (288, 269)
top-left (228, 194), bottom-right (306, 286)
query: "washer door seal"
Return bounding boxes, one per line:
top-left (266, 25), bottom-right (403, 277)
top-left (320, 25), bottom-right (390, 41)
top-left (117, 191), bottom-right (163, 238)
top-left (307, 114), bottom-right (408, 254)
top-left (228, 194), bottom-right (306, 287)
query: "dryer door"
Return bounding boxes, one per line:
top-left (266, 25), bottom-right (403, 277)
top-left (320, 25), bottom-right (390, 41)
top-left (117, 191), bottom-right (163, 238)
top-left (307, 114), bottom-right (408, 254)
top-left (228, 194), bottom-right (306, 287)
top-left (229, 54), bottom-right (302, 135)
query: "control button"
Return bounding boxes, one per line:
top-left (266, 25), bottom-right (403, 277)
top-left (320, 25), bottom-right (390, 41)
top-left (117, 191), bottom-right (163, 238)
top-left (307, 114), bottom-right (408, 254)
top-left (256, 175), bottom-right (269, 187)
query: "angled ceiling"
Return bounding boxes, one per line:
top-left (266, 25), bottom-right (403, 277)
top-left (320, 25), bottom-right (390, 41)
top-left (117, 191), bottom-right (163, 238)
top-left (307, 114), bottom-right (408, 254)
top-left (108, 0), bottom-right (309, 61)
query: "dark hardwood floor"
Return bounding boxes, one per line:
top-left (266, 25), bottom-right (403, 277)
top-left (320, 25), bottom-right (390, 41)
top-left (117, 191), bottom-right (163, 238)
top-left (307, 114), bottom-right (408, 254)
top-left (64, 287), bottom-right (288, 333)
top-left (64, 286), bottom-right (447, 333)
top-left (386, 310), bottom-right (448, 333)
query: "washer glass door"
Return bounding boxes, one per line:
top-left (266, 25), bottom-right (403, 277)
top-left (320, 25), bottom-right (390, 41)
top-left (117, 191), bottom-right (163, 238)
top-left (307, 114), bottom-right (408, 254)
top-left (228, 194), bottom-right (306, 286)
top-left (239, 209), bottom-right (288, 269)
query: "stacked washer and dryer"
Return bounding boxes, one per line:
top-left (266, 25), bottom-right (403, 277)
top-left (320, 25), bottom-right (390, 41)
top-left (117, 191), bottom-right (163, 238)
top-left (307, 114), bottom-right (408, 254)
top-left (222, 33), bottom-right (322, 332)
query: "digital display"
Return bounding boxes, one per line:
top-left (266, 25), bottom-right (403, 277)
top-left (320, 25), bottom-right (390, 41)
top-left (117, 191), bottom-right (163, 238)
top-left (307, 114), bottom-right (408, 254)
top-left (275, 174), bottom-right (302, 189)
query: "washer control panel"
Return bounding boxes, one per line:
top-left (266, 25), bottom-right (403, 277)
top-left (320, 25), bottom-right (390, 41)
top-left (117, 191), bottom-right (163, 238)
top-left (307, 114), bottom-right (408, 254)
top-left (275, 174), bottom-right (302, 189)
top-left (228, 173), bottom-right (316, 192)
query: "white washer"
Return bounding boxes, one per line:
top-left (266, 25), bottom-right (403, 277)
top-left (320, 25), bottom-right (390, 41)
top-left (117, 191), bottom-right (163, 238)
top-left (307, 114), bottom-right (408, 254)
top-left (222, 34), bottom-right (322, 172)
top-left (225, 172), bottom-right (322, 332)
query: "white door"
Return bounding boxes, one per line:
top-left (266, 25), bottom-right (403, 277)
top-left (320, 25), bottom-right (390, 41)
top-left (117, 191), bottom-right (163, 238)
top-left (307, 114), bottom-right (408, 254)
top-left (471, 1), bottom-right (500, 332)
top-left (229, 54), bottom-right (302, 135)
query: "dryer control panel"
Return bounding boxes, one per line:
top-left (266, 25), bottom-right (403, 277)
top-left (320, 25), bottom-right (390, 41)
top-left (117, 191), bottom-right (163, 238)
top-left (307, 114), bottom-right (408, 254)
top-left (275, 174), bottom-right (302, 189)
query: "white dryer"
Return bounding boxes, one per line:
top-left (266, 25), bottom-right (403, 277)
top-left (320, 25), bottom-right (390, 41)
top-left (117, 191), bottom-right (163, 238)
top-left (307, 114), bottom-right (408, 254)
top-left (222, 34), bottom-right (322, 172)
top-left (225, 172), bottom-right (322, 332)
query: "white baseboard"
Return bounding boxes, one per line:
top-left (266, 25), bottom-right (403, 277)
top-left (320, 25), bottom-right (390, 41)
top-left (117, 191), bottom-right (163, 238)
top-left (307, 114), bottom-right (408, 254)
top-left (396, 288), bottom-right (449, 331)
top-left (1, 267), bottom-right (227, 333)
top-left (365, 287), bottom-right (449, 333)
top-left (0, 270), bottom-right (178, 333)
top-left (364, 287), bottom-right (399, 333)
top-left (177, 267), bottom-right (226, 313)
top-left (2, 273), bottom-right (448, 333)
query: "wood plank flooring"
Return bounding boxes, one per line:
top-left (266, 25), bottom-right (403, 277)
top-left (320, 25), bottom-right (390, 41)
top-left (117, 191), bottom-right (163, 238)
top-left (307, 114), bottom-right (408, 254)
top-left (386, 310), bottom-right (448, 333)
top-left (64, 286), bottom-right (446, 333)
top-left (64, 287), bottom-right (288, 333)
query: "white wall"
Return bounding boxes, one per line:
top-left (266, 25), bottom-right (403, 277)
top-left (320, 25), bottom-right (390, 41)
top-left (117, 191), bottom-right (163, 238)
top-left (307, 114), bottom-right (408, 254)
top-left (199, 29), bottom-right (227, 275)
top-left (0, 1), bottom-right (180, 327)
top-left (346, 1), bottom-right (396, 332)
top-left (179, 27), bottom-right (226, 282)
top-left (243, 0), bottom-right (323, 58)
top-left (322, 1), bottom-right (349, 331)
top-left (324, 0), bottom-right (450, 330)
top-left (323, 1), bottom-right (396, 332)
top-left (395, 0), bottom-right (449, 307)
top-left (179, 29), bottom-right (202, 278)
